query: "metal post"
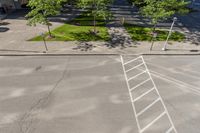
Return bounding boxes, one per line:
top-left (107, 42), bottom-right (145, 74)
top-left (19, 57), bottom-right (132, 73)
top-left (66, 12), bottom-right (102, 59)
top-left (162, 17), bottom-right (177, 51)
top-left (41, 33), bottom-right (48, 52)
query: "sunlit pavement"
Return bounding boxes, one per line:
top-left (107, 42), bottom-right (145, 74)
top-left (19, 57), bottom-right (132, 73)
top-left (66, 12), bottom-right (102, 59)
top-left (144, 56), bottom-right (200, 133)
top-left (0, 55), bottom-right (200, 133)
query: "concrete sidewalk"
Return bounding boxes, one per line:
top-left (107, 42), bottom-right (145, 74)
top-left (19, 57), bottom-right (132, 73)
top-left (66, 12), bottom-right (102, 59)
top-left (0, 40), bottom-right (199, 55)
top-left (0, 5), bottom-right (200, 56)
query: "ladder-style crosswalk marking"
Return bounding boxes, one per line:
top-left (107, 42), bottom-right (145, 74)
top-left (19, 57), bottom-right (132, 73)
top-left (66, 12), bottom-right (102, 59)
top-left (121, 55), bottom-right (177, 133)
top-left (134, 87), bottom-right (155, 102)
top-left (140, 111), bottom-right (166, 133)
top-left (123, 56), bottom-right (142, 65)
top-left (128, 70), bottom-right (147, 81)
top-left (126, 63), bottom-right (144, 73)
top-left (130, 78), bottom-right (151, 92)
top-left (136, 97), bottom-right (160, 117)
top-left (166, 127), bottom-right (174, 133)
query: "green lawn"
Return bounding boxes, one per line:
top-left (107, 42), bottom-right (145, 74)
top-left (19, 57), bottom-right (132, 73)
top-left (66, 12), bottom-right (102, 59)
top-left (29, 12), bottom-right (110, 41)
top-left (30, 24), bottom-right (109, 41)
top-left (29, 12), bottom-right (185, 42)
top-left (124, 24), bottom-right (185, 41)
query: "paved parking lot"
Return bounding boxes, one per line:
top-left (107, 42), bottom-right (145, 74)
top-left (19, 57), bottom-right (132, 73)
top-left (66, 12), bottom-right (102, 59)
top-left (0, 55), bottom-right (200, 133)
top-left (144, 55), bottom-right (200, 133)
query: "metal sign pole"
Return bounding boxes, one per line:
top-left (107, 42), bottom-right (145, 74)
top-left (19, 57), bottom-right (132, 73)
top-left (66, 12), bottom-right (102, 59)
top-left (41, 33), bottom-right (48, 52)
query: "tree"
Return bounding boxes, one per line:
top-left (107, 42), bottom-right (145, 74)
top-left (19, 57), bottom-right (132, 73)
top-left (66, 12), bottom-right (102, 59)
top-left (141, 0), bottom-right (189, 31)
top-left (130, 0), bottom-right (146, 7)
top-left (26, 0), bottom-right (66, 37)
top-left (140, 0), bottom-right (189, 50)
top-left (66, 0), bottom-right (79, 5)
top-left (77, 0), bottom-right (112, 34)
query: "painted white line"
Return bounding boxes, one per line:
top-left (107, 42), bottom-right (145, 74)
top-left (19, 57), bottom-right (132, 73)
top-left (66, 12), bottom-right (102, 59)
top-left (150, 70), bottom-right (200, 96)
top-left (121, 55), bottom-right (177, 133)
top-left (120, 55), bottom-right (141, 132)
top-left (183, 69), bottom-right (200, 76)
top-left (145, 61), bottom-right (200, 80)
top-left (141, 56), bottom-right (178, 133)
top-left (134, 87), bottom-right (155, 102)
top-left (136, 97), bottom-right (160, 117)
top-left (141, 111), bottom-right (166, 133)
top-left (123, 56), bottom-right (142, 66)
top-left (166, 126), bottom-right (173, 133)
top-left (126, 62), bottom-right (144, 73)
top-left (134, 66), bottom-right (200, 96)
top-left (128, 70), bottom-right (147, 82)
top-left (130, 78), bottom-right (151, 92)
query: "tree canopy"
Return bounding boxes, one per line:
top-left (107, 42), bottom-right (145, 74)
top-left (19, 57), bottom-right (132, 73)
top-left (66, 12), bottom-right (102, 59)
top-left (141, 0), bottom-right (190, 25)
top-left (77, 0), bottom-right (113, 33)
top-left (26, 0), bottom-right (66, 36)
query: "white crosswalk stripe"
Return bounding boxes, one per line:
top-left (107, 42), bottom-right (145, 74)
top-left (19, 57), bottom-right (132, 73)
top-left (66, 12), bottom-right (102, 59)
top-left (121, 55), bottom-right (177, 133)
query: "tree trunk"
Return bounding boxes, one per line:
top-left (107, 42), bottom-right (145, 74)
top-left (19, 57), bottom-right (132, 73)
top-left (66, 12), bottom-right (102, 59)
top-left (152, 23), bottom-right (157, 35)
top-left (150, 23), bottom-right (157, 51)
top-left (47, 25), bottom-right (52, 37)
top-left (93, 0), bottom-right (97, 34)
top-left (93, 15), bottom-right (97, 34)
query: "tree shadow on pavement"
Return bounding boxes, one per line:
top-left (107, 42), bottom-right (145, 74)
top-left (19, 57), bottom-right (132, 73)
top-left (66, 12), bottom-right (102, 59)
top-left (106, 30), bottom-right (139, 49)
top-left (184, 30), bottom-right (200, 45)
top-left (73, 42), bottom-right (96, 51)
top-left (5, 9), bottom-right (29, 20)
top-left (0, 22), bottom-right (10, 26)
top-left (0, 27), bottom-right (9, 32)
top-left (167, 49), bottom-right (200, 52)
top-left (177, 11), bottom-right (200, 45)
top-left (49, 4), bottom-right (82, 23)
top-left (49, 9), bottom-right (82, 24)
top-left (70, 31), bottom-right (109, 42)
top-left (106, 22), bottom-right (140, 49)
top-left (5, 7), bottom-right (81, 25)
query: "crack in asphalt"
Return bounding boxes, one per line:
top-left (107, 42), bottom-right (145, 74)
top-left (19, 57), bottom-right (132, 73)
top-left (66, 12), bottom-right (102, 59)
top-left (17, 57), bottom-right (71, 133)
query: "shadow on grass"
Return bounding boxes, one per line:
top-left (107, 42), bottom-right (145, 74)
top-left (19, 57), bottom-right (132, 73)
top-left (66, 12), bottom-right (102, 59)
top-left (67, 12), bottom-right (109, 27)
top-left (70, 31), bottom-right (109, 41)
top-left (125, 24), bottom-right (185, 41)
top-left (68, 20), bottom-right (106, 27)
top-left (29, 29), bottom-right (110, 42)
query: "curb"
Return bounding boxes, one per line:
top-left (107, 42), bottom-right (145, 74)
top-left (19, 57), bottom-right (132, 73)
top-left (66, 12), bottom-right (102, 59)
top-left (141, 53), bottom-right (200, 56)
top-left (0, 52), bottom-right (200, 56)
top-left (0, 53), bottom-right (119, 56)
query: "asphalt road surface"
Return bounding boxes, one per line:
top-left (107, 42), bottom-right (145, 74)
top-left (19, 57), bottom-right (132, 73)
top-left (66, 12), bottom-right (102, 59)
top-left (0, 55), bottom-right (200, 133)
top-left (144, 55), bottom-right (200, 133)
